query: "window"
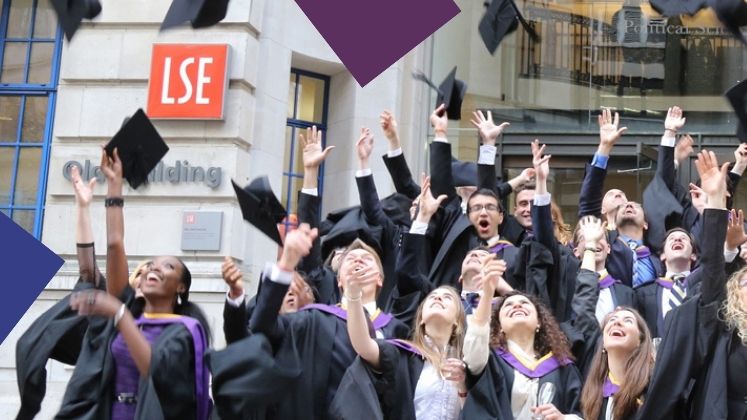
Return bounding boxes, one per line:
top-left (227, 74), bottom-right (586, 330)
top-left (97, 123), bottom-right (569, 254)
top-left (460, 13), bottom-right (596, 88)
top-left (0, 0), bottom-right (61, 237)
top-left (283, 69), bottom-right (329, 229)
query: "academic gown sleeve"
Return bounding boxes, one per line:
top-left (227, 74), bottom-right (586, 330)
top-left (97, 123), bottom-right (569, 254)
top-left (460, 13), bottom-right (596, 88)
top-left (389, 232), bottom-right (433, 327)
top-left (382, 152), bottom-right (421, 200)
top-left (16, 277), bottom-right (104, 420)
top-left (298, 191), bottom-right (340, 305)
top-left (329, 357), bottom-right (384, 420)
top-left (461, 352), bottom-right (513, 420)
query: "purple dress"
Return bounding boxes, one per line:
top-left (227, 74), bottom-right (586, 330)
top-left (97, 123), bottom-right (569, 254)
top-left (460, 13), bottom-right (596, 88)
top-left (109, 317), bottom-right (168, 420)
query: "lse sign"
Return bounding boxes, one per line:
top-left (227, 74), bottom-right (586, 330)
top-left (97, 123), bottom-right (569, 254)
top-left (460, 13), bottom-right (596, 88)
top-left (147, 44), bottom-right (230, 119)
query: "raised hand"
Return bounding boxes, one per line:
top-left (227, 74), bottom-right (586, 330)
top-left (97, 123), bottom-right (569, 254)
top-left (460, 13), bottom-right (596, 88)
top-left (301, 125), bottom-right (334, 169)
top-left (695, 150), bottom-right (729, 209)
top-left (531, 139), bottom-right (551, 183)
top-left (481, 257), bottom-right (507, 296)
top-left (430, 104), bottom-right (449, 137)
top-left (579, 215), bottom-right (605, 247)
top-left (675, 134), bottom-right (694, 164)
top-left (415, 175), bottom-right (447, 223)
top-left (664, 106), bottom-right (686, 133)
top-left (71, 165), bottom-right (97, 208)
top-left (221, 256), bottom-right (244, 299)
top-left (470, 110), bottom-right (510, 146)
top-left (70, 290), bottom-right (121, 318)
top-left (726, 209), bottom-right (747, 250)
top-left (277, 223), bottom-right (318, 271)
top-left (689, 183), bottom-right (707, 215)
top-left (379, 110), bottom-right (400, 149)
top-left (734, 143), bottom-right (747, 175)
top-left (100, 146), bottom-right (123, 187)
top-left (356, 127), bottom-right (374, 167)
top-left (597, 108), bottom-right (627, 154)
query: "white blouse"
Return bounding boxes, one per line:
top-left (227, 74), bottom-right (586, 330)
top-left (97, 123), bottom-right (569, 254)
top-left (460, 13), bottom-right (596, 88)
top-left (413, 360), bottom-right (462, 420)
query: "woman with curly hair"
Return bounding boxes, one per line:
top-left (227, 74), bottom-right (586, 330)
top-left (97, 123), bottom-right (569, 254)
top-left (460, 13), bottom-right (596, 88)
top-left (461, 257), bottom-right (583, 420)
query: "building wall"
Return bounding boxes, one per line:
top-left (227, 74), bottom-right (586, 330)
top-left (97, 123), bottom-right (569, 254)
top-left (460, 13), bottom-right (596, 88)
top-left (0, 0), bottom-right (432, 416)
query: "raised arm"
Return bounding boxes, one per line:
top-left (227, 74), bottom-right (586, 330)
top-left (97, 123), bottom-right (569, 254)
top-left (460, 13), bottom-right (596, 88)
top-left (694, 150), bottom-right (730, 306)
top-left (573, 216), bottom-right (606, 341)
top-left (345, 246), bottom-right (388, 369)
top-left (429, 104), bottom-right (457, 201)
top-left (471, 110), bottom-right (510, 194)
top-left (222, 256), bottom-right (250, 344)
top-left (530, 140), bottom-right (554, 251)
top-left (248, 224), bottom-right (317, 341)
top-left (503, 169), bottom-right (535, 200)
top-left (298, 125), bottom-right (334, 275)
top-left (355, 127), bottom-right (397, 229)
top-left (380, 111), bottom-right (420, 199)
top-left (99, 148), bottom-right (129, 300)
top-left (71, 165), bottom-right (101, 286)
top-left (463, 257), bottom-right (507, 376)
top-left (659, 106), bottom-right (687, 190)
top-left (578, 109), bottom-right (627, 218)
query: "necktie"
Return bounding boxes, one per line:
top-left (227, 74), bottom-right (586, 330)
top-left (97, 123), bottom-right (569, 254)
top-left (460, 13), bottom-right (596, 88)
top-left (462, 293), bottom-right (481, 315)
top-left (667, 274), bottom-right (687, 312)
top-left (628, 240), bottom-right (656, 287)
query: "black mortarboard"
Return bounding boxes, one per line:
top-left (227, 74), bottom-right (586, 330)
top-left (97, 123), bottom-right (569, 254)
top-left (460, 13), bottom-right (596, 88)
top-left (104, 109), bottom-right (168, 190)
top-left (478, 0), bottom-right (539, 55)
top-left (231, 177), bottom-right (286, 246)
top-left (452, 159), bottom-right (478, 187)
top-left (50, 0), bottom-right (102, 41)
top-left (649, 0), bottom-right (708, 16)
top-left (413, 66), bottom-right (467, 120)
top-left (710, 0), bottom-right (747, 45)
top-left (161, 0), bottom-right (230, 30)
top-left (725, 79), bottom-right (747, 143)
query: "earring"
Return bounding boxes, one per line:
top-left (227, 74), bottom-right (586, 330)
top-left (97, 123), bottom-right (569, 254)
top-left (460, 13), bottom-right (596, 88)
top-left (535, 326), bottom-right (540, 333)
top-left (177, 295), bottom-right (182, 306)
top-left (602, 348), bottom-right (607, 354)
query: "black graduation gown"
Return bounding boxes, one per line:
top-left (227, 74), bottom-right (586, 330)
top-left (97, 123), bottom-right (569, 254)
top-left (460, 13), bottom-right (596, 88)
top-left (330, 340), bottom-right (424, 420)
top-left (638, 208), bottom-right (730, 420)
top-left (55, 288), bottom-right (209, 420)
top-left (463, 350), bottom-right (582, 419)
top-left (16, 277), bottom-right (105, 420)
top-left (241, 278), bottom-right (410, 420)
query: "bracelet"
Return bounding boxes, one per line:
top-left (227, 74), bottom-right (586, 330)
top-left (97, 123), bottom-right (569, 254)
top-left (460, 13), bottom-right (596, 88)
top-left (76, 242), bottom-right (95, 248)
top-left (345, 290), bottom-right (363, 302)
top-left (113, 303), bottom-right (126, 327)
top-left (664, 127), bottom-right (678, 133)
top-left (105, 197), bottom-right (124, 207)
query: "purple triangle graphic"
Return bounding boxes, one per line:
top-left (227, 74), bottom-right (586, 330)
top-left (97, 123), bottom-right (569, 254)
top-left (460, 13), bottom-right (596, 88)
top-left (0, 213), bottom-right (63, 344)
top-left (295, 0), bottom-right (461, 87)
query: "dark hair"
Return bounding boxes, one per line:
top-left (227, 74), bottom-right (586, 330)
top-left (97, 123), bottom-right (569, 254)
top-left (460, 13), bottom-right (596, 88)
top-left (467, 188), bottom-right (504, 213)
top-left (490, 291), bottom-right (574, 363)
top-left (661, 227), bottom-right (698, 257)
top-left (514, 180), bottom-right (536, 194)
top-left (173, 258), bottom-right (212, 345)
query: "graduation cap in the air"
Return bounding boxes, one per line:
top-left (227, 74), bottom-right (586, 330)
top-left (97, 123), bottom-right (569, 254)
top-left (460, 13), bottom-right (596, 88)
top-left (413, 66), bottom-right (467, 120)
top-left (50, 0), bottom-right (102, 41)
top-left (104, 109), bottom-right (169, 190)
top-left (479, 0), bottom-right (539, 55)
top-left (725, 79), bottom-right (747, 143)
top-left (161, 0), bottom-right (230, 31)
top-left (231, 177), bottom-right (286, 246)
top-left (649, 0), bottom-right (708, 17)
top-left (710, 0), bottom-right (747, 46)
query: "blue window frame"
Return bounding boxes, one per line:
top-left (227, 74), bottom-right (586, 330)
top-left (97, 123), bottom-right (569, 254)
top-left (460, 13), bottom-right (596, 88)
top-left (0, 0), bottom-right (62, 237)
top-left (283, 68), bottom-right (330, 230)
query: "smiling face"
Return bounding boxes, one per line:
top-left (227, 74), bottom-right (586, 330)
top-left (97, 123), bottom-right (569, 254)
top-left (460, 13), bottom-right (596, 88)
top-left (514, 189), bottom-right (535, 229)
top-left (139, 256), bottom-right (186, 303)
top-left (420, 287), bottom-right (462, 326)
top-left (602, 309), bottom-right (642, 354)
top-left (573, 230), bottom-right (611, 266)
top-left (498, 293), bottom-right (539, 337)
top-left (337, 246), bottom-right (384, 299)
top-left (467, 193), bottom-right (503, 239)
top-left (461, 249), bottom-right (491, 277)
top-left (280, 272), bottom-right (314, 314)
top-left (661, 229), bottom-right (696, 266)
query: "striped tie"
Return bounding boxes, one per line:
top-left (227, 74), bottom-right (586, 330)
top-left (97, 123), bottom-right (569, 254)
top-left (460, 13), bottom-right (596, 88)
top-left (666, 274), bottom-right (687, 313)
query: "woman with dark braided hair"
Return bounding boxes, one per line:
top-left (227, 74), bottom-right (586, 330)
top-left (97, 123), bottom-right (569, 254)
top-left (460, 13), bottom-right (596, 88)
top-left (56, 147), bottom-right (212, 420)
top-left (461, 257), bottom-right (583, 420)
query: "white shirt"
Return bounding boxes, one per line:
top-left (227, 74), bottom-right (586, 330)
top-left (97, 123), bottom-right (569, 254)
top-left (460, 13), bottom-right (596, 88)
top-left (413, 361), bottom-right (462, 420)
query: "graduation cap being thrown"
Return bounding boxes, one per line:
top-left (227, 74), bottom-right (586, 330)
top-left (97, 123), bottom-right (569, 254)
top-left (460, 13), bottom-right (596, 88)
top-left (649, 0), bottom-right (708, 17)
top-left (161, 0), bottom-right (230, 31)
top-left (710, 0), bottom-right (747, 46)
top-left (231, 177), bottom-right (286, 246)
top-left (51, 0), bottom-right (102, 41)
top-left (413, 66), bottom-right (467, 121)
top-left (104, 109), bottom-right (169, 190)
top-left (479, 0), bottom-right (539, 55)
top-left (725, 79), bottom-right (747, 143)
